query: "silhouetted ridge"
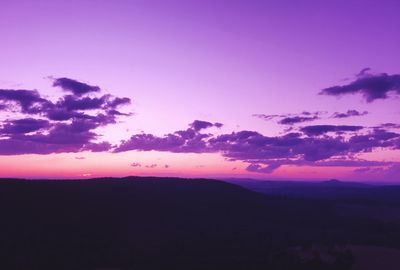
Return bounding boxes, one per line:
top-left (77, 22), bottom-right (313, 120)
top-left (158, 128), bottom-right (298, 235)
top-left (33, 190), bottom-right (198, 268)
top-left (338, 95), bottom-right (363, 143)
top-left (323, 179), bottom-right (342, 184)
top-left (0, 176), bottom-right (399, 270)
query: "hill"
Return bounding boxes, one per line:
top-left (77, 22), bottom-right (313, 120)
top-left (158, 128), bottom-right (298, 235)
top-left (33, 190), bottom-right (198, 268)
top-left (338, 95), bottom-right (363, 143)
top-left (0, 176), bottom-right (399, 269)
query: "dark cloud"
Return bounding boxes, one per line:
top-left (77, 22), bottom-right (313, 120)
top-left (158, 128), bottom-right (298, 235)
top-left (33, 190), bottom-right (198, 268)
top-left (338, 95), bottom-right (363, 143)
top-left (52, 77), bottom-right (100, 96)
top-left (0, 118), bottom-right (50, 134)
top-left (0, 137), bottom-right (111, 155)
top-left (332, 110), bottom-right (368, 119)
top-left (0, 78), bottom-right (130, 155)
top-left (254, 111), bottom-right (322, 125)
top-left (0, 118), bottom-right (114, 154)
top-left (115, 131), bottom-right (210, 154)
top-left (0, 89), bottom-right (49, 114)
top-left (107, 97), bottom-right (131, 108)
top-left (175, 124), bottom-right (391, 171)
top-left (190, 120), bottom-right (213, 131)
top-left (115, 121), bottom-right (400, 174)
top-left (278, 115), bottom-right (319, 125)
top-left (56, 95), bottom-right (106, 111)
top-left (115, 120), bottom-right (218, 153)
top-left (46, 109), bottom-right (80, 121)
top-left (82, 141), bottom-right (112, 152)
top-left (357, 68), bottom-right (372, 77)
top-left (320, 70), bottom-right (400, 102)
top-left (300, 125), bottom-right (363, 136)
top-left (348, 129), bottom-right (400, 153)
top-left (190, 120), bottom-right (222, 131)
top-left (45, 94), bottom-right (131, 122)
top-left (3, 74), bottom-right (399, 177)
top-left (56, 94), bottom-right (131, 112)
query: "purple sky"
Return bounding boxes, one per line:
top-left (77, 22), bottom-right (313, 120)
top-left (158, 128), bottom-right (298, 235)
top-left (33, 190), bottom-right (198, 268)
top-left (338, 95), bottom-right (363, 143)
top-left (1, 0), bottom-right (400, 181)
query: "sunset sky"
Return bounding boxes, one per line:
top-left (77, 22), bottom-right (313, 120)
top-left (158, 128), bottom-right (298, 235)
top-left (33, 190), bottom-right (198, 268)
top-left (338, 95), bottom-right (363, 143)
top-left (1, 0), bottom-right (399, 181)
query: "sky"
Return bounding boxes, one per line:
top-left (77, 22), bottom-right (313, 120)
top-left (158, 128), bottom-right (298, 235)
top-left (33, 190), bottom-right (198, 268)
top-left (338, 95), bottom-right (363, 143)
top-left (0, 0), bottom-right (400, 181)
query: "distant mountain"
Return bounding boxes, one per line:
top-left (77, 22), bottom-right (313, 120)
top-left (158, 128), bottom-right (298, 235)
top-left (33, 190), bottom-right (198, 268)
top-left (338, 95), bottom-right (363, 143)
top-left (0, 176), bottom-right (399, 269)
top-left (320, 179), bottom-right (369, 187)
top-left (224, 178), bottom-right (370, 188)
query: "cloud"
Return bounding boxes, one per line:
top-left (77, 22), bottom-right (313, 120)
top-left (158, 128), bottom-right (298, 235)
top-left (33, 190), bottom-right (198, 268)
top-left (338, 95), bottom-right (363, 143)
top-left (357, 67), bottom-right (371, 77)
top-left (313, 159), bottom-right (391, 167)
top-left (378, 123), bottom-right (400, 129)
top-left (115, 121), bottom-right (400, 174)
top-left (131, 162), bottom-right (141, 167)
top-left (190, 120), bottom-right (222, 131)
top-left (278, 115), bottom-right (319, 125)
top-left (82, 141), bottom-right (112, 152)
top-left (56, 95), bottom-right (106, 111)
top-left (320, 70), bottom-right (400, 102)
top-left (146, 164), bottom-right (157, 168)
top-left (0, 118), bottom-right (50, 134)
top-left (354, 164), bottom-right (400, 179)
top-left (254, 111), bottom-right (322, 125)
top-left (0, 137), bottom-right (111, 155)
top-left (300, 125), bottom-right (364, 136)
top-left (253, 114), bottom-right (280, 121)
top-left (0, 78), bottom-right (131, 155)
top-left (0, 118), bottom-right (114, 155)
top-left (332, 110), bottom-right (368, 119)
top-left (114, 120), bottom-right (214, 153)
top-left (348, 129), bottom-right (400, 152)
top-left (0, 89), bottom-right (50, 114)
top-left (52, 77), bottom-right (100, 96)
top-left (246, 163), bottom-right (281, 174)
top-left (3, 73), bottom-right (400, 178)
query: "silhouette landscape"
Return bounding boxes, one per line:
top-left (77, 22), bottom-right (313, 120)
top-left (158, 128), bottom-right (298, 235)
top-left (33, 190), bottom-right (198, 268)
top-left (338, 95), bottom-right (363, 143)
top-left (1, 1), bottom-right (400, 269)
top-left (2, 177), bottom-right (400, 269)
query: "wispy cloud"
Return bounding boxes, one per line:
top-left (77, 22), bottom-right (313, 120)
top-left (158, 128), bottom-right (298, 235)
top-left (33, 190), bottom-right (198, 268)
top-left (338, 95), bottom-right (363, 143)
top-left (254, 111), bottom-right (322, 125)
top-left (332, 110), bottom-right (368, 119)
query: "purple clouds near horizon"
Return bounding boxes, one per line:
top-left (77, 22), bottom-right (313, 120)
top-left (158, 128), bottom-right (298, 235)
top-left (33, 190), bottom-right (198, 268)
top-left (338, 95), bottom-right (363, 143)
top-left (0, 77), bottom-right (131, 155)
top-left (320, 70), bottom-right (400, 102)
top-left (115, 120), bottom-right (221, 154)
top-left (300, 125), bottom-right (364, 136)
top-left (255, 109), bottom-right (370, 125)
top-left (87, 67), bottom-right (400, 175)
top-left (1, 70), bottom-right (400, 176)
top-left (114, 120), bottom-right (400, 174)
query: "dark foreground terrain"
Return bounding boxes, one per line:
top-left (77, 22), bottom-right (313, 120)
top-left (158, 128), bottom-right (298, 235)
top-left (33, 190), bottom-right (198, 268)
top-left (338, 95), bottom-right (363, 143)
top-left (1, 177), bottom-right (400, 269)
